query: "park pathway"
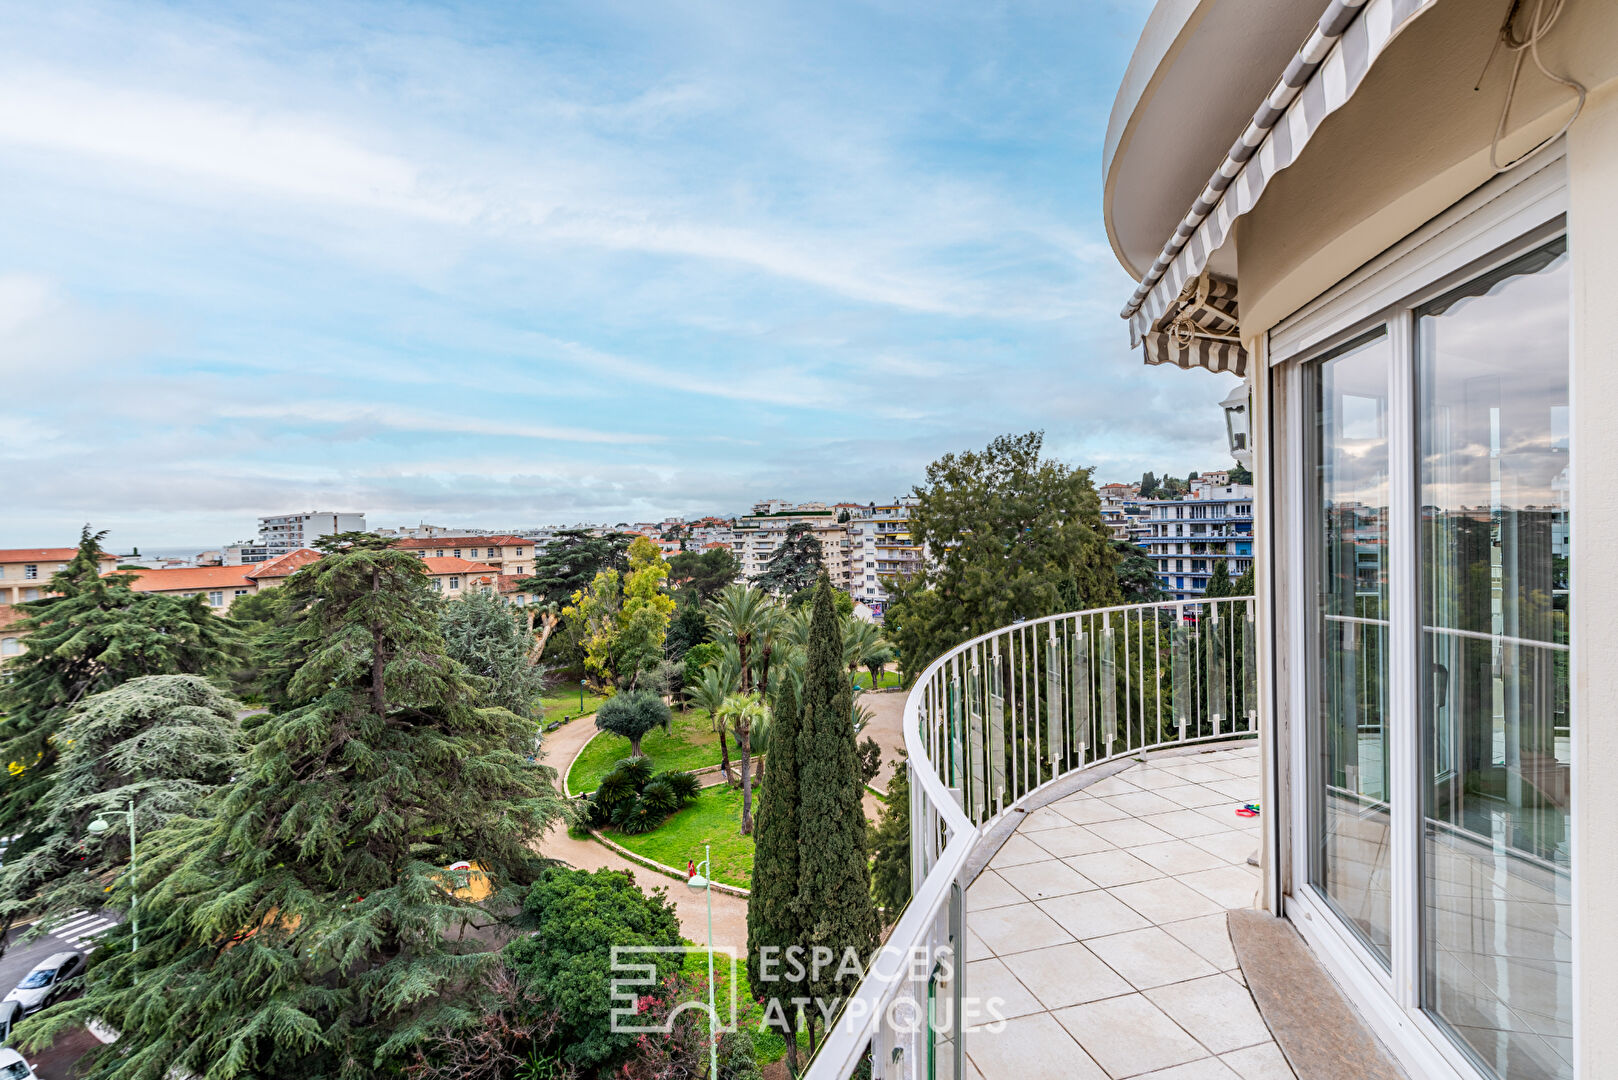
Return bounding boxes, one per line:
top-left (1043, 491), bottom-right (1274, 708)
top-left (535, 713), bottom-right (751, 951)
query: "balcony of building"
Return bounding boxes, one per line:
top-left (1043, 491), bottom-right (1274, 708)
top-left (801, 598), bottom-right (1406, 1080)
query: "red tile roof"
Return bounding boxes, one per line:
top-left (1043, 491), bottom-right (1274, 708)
top-left (0, 548), bottom-right (119, 564)
top-left (393, 536), bottom-right (528, 551)
top-left (246, 549), bottom-right (321, 580)
top-left (127, 565), bottom-right (257, 593)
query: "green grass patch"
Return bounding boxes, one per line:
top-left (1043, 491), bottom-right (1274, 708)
top-left (537, 684), bottom-right (610, 723)
top-left (853, 669), bottom-right (902, 690)
top-left (566, 708), bottom-right (724, 793)
top-left (603, 783), bottom-right (754, 889)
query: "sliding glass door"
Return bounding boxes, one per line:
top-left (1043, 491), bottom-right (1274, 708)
top-left (1418, 240), bottom-right (1571, 1080)
top-left (1307, 331), bottom-right (1394, 966)
top-left (1296, 232), bottom-right (1571, 1080)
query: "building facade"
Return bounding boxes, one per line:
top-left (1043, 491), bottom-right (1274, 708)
top-left (1140, 483), bottom-right (1254, 600)
top-left (728, 501), bottom-right (852, 593)
top-left (0, 548), bottom-right (119, 605)
top-left (1099, 3), bottom-right (1618, 1076)
top-left (392, 536), bottom-right (535, 577)
top-left (847, 498), bottom-right (922, 612)
top-left (125, 548), bottom-right (321, 612)
top-left (256, 511), bottom-right (366, 555)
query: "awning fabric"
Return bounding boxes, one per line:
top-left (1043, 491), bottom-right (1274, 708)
top-left (1143, 273), bottom-right (1247, 376)
top-left (1122, 0), bottom-right (1437, 356)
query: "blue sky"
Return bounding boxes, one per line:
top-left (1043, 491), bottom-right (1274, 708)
top-left (0, 0), bottom-right (1238, 549)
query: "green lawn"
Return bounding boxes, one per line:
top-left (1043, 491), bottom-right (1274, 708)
top-left (566, 707), bottom-right (725, 793)
top-left (853, 669), bottom-right (902, 690)
top-left (537, 684), bottom-right (609, 723)
top-left (603, 783), bottom-right (755, 889)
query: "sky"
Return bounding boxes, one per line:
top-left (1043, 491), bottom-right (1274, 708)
top-left (0, 0), bottom-right (1239, 550)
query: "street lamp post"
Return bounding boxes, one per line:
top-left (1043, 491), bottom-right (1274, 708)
top-left (579, 678), bottom-right (587, 715)
top-left (86, 797), bottom-right (138, 952)
top-left (685, 844), bottom-right (718, 1080)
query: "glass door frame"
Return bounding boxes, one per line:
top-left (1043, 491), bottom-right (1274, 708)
top-left (1269, 149), bottom-right (1571, 1080)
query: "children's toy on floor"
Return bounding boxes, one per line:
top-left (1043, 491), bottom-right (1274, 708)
top-left (1235, 803), bottom-right (1261, 818)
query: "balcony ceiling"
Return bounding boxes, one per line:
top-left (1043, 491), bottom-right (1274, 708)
top-left (1103, 0), bottom-right (1326, 280)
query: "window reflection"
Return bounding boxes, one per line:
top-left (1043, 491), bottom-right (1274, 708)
top-left (1309, 331), bottom-right (1393, 966)
top-left (1419, 239), bottom-right (1571, 1080)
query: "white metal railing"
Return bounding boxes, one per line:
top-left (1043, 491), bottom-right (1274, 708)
top-left (806, 596), bottom-right (1260, 1080)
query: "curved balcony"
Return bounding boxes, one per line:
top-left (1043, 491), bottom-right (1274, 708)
top-left (808, 597), bottom-right (1271, 1080)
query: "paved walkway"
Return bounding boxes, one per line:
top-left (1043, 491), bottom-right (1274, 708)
top-left (533, 713), bottom-right (751, 951)
top-left (958, 744), bottom-right (1295, 1080)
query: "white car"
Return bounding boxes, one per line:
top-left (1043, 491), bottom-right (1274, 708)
top-left (3, 951), bottom-right (86, 1015)
top-left (0, 1001), bottom-right (18, 1044)
top-left (0, 1048), bottom-right (35, 1079)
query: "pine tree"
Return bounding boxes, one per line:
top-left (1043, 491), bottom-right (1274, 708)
top-left (18, 536), bottom-right (569, 1079)
top-left (1204, 558), bottom-right (1234, 598)
top-left (0, 527), bottom-right (236, 839)
top-left (747, 667), bottom-right (803, 1072)
top-left (440, 590), bottom-right (547, 718)
top-left (795, 575), bottom-right (879, 1031)
top-left (0, 675), bottom-right (242, 935)
top-left (753, 523), bottom-right (823, 597)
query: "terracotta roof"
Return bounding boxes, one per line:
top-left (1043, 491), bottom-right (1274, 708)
top-left (393, 536), bottom-right (528, 551)
top-left (497, 577), bottom-right (537, 595)
top-left (127, 565), bottom-right (257, 593)
top-left (420, 557), bottom-right (500, 576)
top-left (246, 548), bottom-right (321, 580)
top-left (0, 548), bottom-right (119, 564)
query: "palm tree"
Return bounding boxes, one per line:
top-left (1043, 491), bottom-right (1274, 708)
top-left (707, 585), bottom-right (772, 694)
top-left (715, 692), bottom-right (770, 835)
top-left (687, 664), bottom-right (739, 783)
top-left (842, 617), bottom-right (894, 690)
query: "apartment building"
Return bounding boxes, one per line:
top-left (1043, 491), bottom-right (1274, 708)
top-left (729, 501), bottom-right (853, 592)
top-left (1140, 481), bottom-right (1253, 600)
top-left (846, 498), bottom-right (921, 612)
top-left (392, 536), bottom-right (535, 576)
top-left (0, 604), bottom-right (26, 662)
top-left (0, 547), bottom-right (120, 605)
top-left (1097, 481), bottom-right (1150, 543)
top-left (257, 511), bottom-right (366, 555)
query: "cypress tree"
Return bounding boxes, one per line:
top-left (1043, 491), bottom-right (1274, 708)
top-left (795, 575), bottom-right (879, 1032)
top-left (19, 535), bottom-right (569, 1079)
top-left (748, 668), bottom-right (803, 1071)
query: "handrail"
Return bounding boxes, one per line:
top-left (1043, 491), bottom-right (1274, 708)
top-left (803, 594), bottom-right (1259, 1080)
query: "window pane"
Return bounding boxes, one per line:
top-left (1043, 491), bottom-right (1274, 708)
top-left (1419, 239), bottom-right (1570, 1080)
top-left (1308, 330), bottom-right (1394, 966)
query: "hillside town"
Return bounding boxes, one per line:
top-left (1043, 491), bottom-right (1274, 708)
top-left (0, 469), bottom-right (1253, 660)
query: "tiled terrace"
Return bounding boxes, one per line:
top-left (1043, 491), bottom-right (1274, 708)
top-left (955, 743), bottom-right (1295, 1080)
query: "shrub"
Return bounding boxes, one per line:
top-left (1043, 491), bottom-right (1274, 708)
top-left (504, 868), bottom-right (682, 1071)
top-left (585, 758), bottom-right (700, 832)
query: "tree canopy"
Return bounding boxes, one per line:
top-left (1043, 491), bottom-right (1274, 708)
top-left (513, 529), bottom-right (630, 608)
top-left (0, 527), bottom-right (236, 839)
top-left (593, 689), bottom-right (670, 758)
top-left (666, 546), bottom-right (739, 604)
top-left (440, 589), bottom-right (547, 718)
top-left (1113, 539), bottom-right (1165, 604)
top-left (20, 536), bottom-right (567, 1079)
top-left (885, 432), bottom-right (1119, 682)
top-left (753, 523), bottom-right (823, 597)
top-left (0, 675), bottom-right (242, 936)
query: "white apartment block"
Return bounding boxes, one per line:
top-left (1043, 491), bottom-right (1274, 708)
top-left (847, 498), bottom-right (921, 614)
top-left (1140, 480), bottom-right (1254, 601)
top-left (257, 511), bottom-right (367, 555)
top-left (728, 501), bottom-right (852, 593)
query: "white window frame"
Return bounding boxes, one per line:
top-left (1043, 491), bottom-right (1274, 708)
top-left (1269, 148), bottom-right (1569, 1080)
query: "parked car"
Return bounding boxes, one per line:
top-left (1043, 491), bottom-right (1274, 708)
top-left (0, 1001), bottom-right (18, 1044)
top-left (2, 951), bottom-right (86, 1015)
top-left (0, 1048), bottom-right (34, 1079)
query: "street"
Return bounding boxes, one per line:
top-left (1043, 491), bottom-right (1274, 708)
top-left (0, 913), bottom-right (120, 1079)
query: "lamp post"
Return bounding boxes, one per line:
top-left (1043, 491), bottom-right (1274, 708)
top-left (86, 797), bottom-right (138, 952)
top-left (579, 678), bottom-right (587, 715)
top-left (685, 844), bottom-right (718, 1080)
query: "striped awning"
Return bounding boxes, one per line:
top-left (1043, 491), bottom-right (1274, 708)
top-left (1123, 0), bottom-right (1437, 354)
top-left (1143, 273), bottom-right (1246, 376)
